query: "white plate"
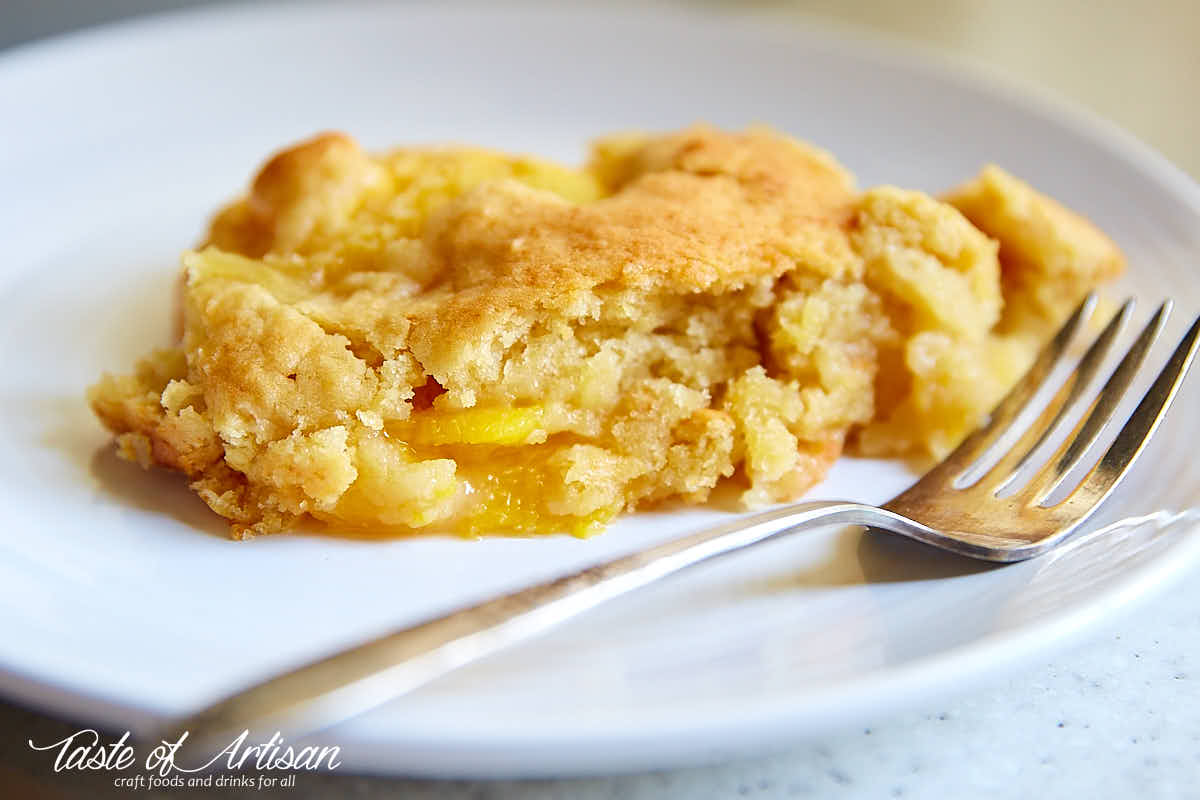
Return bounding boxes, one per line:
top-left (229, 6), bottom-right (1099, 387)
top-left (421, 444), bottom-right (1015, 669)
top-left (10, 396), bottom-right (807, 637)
top-left (0, 1), bottom-right (1198, 779)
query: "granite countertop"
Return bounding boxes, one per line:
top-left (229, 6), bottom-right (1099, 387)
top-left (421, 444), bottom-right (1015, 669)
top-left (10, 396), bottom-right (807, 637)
top-left (2, 1), bottom-right (1197, 798)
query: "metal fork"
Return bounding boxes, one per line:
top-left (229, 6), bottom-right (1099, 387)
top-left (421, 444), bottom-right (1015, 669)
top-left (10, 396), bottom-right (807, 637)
top-left (165, 293), bottom-right (1200, 746)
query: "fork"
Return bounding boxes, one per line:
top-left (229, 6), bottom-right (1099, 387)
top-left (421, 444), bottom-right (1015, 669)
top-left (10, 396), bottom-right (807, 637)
top-left (165, 293), bottom-right (1200, 747)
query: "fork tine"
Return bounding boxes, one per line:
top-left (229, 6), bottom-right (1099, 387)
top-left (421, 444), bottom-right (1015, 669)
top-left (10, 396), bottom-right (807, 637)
top-left (1019, 301), bottom-right (1171, 502)
top-left (984, 297), bottom-right (1140, 495)
top-left (936, 292), bottom-right (1097, 485)
top-left (1053, 313), bottom-right (1200, 516)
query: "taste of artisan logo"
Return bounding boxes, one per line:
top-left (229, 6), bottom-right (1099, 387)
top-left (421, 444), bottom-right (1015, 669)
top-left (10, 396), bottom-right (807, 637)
top-left (27, 728), bottom-right (342, 790)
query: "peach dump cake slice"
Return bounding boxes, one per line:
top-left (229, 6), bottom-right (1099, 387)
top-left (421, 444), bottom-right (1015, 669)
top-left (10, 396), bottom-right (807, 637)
top-left (88, 126), bottom-right (1123, 539)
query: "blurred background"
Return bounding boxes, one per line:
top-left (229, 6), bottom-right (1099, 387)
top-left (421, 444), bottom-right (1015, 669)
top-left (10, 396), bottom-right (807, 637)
top-left (1, 0), bottom-right (1196, 178)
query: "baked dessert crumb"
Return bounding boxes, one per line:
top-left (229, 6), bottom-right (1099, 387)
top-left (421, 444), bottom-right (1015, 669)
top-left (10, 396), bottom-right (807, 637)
top-left (88, 125), bottom-right (1124, 538)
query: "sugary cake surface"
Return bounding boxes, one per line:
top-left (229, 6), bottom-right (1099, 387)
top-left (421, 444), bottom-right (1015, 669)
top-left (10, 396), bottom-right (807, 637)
top-left (88, 125), bottom-right (1123, 538)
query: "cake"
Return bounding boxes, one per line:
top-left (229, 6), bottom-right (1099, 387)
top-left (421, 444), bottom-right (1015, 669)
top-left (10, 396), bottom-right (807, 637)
top-left (88, 125), bottom-right (1123, 538)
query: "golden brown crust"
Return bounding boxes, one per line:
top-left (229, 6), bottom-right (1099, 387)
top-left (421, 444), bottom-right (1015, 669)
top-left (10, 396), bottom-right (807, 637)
top-left (209, 125), bottom-right (857, 383)
top-left (207, 132), bottom-right (385, 257)
top-left (944, 165), bottom-right (1125, 333)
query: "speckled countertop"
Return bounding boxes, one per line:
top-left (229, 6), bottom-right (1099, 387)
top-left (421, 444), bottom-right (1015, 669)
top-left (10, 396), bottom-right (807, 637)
top-left (2, 2), bottom-right (1197, 798)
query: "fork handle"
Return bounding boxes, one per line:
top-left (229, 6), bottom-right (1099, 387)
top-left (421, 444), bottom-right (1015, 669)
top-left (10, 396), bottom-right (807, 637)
top-left (166, 501), bottom-right (890, 746)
